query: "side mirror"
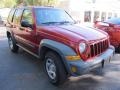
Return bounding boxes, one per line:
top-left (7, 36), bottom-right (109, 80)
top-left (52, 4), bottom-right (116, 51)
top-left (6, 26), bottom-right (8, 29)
top-left (21, 20), bottom-right (33, 28)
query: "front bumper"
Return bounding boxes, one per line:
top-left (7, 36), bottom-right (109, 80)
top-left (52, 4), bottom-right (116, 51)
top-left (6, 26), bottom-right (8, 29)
top-left (67, 45), bottom-right (115, 76)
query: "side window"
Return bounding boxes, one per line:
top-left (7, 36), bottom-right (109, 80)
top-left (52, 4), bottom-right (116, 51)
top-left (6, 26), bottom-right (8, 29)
top-left (7, 8), bottom-right (15, 23)
top-left (13, 9), bottom-right (23, 25)
top-left (21, 9), bottom-right (33, 25)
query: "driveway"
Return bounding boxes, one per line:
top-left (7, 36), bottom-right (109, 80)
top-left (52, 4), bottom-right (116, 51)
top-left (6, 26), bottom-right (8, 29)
top-left (0, 26), bottom-right (120, 90)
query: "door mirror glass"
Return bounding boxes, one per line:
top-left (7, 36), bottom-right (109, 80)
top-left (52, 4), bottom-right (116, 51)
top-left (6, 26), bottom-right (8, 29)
top-left (21, 20), bottom-right (33, 28)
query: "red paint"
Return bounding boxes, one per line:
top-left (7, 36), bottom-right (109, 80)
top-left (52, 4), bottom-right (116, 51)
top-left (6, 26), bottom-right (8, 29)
top-left (36, 25), bottom-right (109, 60)
top-left (94, 21), bottom-right (120, 48)
top-left (7, 7), bottom-right (110, 61)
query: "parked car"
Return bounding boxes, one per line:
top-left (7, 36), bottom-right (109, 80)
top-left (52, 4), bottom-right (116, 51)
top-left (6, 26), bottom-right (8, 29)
top-left (6, 6), bottom-right (114, 85)
top-left (94, 17), bottom-right (120, 52)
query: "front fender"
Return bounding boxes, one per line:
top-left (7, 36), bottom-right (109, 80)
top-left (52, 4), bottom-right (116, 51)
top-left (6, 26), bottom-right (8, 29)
top-left (39, 39), bottom-right (77, 74)
top-left (39, 39), bottom-right (76, 56)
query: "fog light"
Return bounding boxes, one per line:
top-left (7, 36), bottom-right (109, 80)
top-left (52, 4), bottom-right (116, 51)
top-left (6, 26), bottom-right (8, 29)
top-left (71, 66), bottom-right (77, 72)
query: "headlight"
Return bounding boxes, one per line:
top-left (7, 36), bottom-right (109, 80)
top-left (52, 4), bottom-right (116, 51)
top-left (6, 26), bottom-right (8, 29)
top-left (79, 42), bottom-right (86, 53)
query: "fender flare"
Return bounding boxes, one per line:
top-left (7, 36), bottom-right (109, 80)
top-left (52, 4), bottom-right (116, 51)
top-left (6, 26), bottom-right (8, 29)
top-left (39, 39), bottom-right (77, 74)
top-left (6, 30), bottom-right (17, 43)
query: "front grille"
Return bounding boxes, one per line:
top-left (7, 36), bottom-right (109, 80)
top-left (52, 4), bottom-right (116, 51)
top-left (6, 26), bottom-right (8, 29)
top-left (89, 39), bottom-right (109, 58)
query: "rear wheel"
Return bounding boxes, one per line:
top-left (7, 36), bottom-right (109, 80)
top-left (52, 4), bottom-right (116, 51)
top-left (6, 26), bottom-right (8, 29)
top-left (8, 35), bottom-right (19, 53)
top-left (44, 51), bottom-right (67, 85)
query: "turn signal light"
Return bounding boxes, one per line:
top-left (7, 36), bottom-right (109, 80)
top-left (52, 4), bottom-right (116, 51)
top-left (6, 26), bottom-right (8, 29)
top-left (66, 55), bottom-right (81, 61)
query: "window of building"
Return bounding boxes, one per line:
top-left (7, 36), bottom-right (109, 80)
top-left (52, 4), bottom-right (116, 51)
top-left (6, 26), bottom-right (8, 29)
top-left (101, 12), bottom-right (106, 21)
top-left (114, 13), bottom-right (117, 17)
top-left (94, 11), bottom-right (100, 22)
top-left (108, 12), bottom-right (112, 19)
top-left (84, 11), bottom-right (91, 22)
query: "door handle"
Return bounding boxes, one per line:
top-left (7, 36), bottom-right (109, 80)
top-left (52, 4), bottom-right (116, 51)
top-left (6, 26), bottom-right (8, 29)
top-left (19, 27), bottom-right (24, 30)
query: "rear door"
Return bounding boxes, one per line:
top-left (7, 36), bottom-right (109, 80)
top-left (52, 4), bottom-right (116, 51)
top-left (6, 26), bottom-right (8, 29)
top-left (12, 8), bottom-right (24, 44)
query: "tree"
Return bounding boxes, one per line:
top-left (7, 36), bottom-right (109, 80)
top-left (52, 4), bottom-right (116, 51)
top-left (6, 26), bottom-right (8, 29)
top-left (0, 0), bottom-right (16, 8)
top-left (25, 0), bottom-right (58, 6)
top-left (17, 0), bottom-right (58, 6)
top-left (0, 0), bottom-right (58, 8)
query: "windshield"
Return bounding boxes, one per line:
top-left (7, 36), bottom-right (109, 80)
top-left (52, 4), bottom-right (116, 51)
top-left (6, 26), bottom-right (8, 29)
top-left (35, 8), bottom-right (74, 25)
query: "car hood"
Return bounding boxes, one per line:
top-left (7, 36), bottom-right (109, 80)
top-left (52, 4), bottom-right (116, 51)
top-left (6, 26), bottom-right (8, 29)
top-left (38, 25), bottom-right (107, 43)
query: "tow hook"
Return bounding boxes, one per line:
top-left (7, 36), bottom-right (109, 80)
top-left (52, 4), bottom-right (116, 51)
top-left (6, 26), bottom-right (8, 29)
top-left (102, 60), bottom-right (104, 68)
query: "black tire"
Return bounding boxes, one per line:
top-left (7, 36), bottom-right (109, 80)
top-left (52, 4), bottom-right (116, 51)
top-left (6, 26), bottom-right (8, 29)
top-left (115, 46), bottom-right (120, 53)
top-left (8, 35), bottom-right (19, 53)
top-left (44, 51), bottom-right (67, 85)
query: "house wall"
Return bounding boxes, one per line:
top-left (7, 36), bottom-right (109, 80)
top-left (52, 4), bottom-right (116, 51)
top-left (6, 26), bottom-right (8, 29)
top-left (57, 0), bottom-right (120, 26)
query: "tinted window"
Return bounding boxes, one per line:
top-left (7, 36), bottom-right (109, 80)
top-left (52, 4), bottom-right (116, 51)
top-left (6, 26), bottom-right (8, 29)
top-left (13, 9), bottom-right (23, 25)
top-left (21, 9), bottom-right (33, 25)
top-left (35, 8), bottom-right (74, 25)
top-left (8, 8), bottom-right (15, 23)
top-left (104, 18), bottom-right (120, 25)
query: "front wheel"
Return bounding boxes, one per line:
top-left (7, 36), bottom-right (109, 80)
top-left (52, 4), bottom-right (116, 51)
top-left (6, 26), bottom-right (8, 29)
top-left (8, 36), bottom-right (19, 53)
top-left (44, 51), bottom-right (67, 85)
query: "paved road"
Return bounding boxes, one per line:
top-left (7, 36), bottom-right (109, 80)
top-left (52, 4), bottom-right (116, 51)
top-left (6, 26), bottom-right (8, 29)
top-left (0, 27), bottom-right (120, 90)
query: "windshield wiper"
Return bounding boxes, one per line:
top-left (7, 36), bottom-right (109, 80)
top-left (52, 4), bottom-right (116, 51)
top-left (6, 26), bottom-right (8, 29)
top-left (41, 21), bottom-right (74, 25)
top-left (59, 21), bottom-right (74, 24)
top-left (41, 22), bottom-right (60, 25)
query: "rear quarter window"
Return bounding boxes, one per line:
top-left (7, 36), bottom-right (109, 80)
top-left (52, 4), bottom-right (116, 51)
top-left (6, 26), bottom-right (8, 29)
top-left (13, 8), bottom-right (23, 25)
top-left (7, 8), bottom-right (15, 23)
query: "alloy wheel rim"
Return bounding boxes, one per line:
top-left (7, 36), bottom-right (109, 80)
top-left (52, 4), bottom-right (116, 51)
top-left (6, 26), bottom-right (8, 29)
top-left (46, 58), bottom-right (56, 80)
top-left (8, 37), bottom-right (13, 49)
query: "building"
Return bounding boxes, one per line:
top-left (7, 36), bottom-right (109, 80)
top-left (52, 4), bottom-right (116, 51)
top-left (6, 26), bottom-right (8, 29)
top-left (58, 0), bottom-right (120, 26)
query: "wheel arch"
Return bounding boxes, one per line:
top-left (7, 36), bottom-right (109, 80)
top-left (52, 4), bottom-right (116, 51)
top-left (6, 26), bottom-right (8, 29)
top-left (39, 39), bottom-right (77, 75)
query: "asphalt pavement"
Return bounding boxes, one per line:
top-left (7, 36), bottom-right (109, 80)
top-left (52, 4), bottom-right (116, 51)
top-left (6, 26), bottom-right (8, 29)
top-left (0, 26), bottom-right (120, 90)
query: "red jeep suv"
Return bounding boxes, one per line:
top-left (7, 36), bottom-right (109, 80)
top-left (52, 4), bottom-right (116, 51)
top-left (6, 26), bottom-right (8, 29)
top-left (6, 6), bottom-right (114, 85)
